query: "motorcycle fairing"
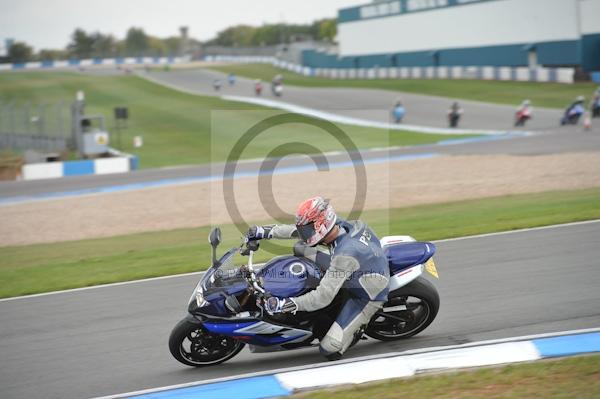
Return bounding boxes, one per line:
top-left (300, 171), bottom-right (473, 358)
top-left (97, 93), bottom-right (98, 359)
top-left (188, 278), bottom-right (248, 317)
top-left (202, 320), bottom-right (312, 346)
top-left (384, 242), bottom-right (436, 274)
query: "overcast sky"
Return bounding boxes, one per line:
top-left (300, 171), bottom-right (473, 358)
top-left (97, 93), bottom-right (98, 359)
top-left (0, 0), bottom-right (366, 51)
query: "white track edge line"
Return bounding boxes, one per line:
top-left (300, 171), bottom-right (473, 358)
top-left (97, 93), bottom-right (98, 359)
top-left (89, 326), bottom-right (600, 399)
top-left (2, 219), bottom-right (598, 303)
top-left (0, 271), bottom-right (203, 302)
top-left (433, 219), bottom-right (600, 243)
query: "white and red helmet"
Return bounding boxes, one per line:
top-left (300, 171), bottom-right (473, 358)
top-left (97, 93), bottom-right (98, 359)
top-left (295, 196), bottom-right (337, 246)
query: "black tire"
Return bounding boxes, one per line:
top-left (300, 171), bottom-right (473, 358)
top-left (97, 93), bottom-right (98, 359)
top-left (366, 276), bottom-right (440, 341)
top-left (168, 318), bottom-right (245, 367)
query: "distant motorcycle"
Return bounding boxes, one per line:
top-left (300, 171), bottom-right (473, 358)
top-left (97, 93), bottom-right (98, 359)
top-left (448, 111), bottom-right (461, 128)
top-left (254, 80), bottom-right (263, 96)
top-left (272, 83), bottom-right (283, 97)
top-left (393, 103), bottom-right (405, 123)
top-left (591, 97), bottom-right (600, 118)
top-left (448, 102), bottom-right (463, 128)
top-left (168, 228), bottom-right (440, 367)
top-left (560, 103), bottom-right (585, 125)
top-left (515, 108), bottom-right (532, 127)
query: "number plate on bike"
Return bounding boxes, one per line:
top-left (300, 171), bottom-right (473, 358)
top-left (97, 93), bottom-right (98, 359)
top-left (425, 258), bottom-right (439, 278)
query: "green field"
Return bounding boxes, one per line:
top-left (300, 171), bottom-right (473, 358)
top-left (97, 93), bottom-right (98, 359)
top-left (208, 63), bottom-right (598, 109)
top-left (0, 71), bottom-right (472, 169)
top-left (1, 187), bottom-right (599, 298)
top-left (297, 355), bottom-right (600, 399)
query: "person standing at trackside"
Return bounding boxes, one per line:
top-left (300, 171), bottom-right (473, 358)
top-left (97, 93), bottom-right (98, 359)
top-left (392, 100), bottom-right (406, 123)
top-left (245, 197), bottom-right (390, 360)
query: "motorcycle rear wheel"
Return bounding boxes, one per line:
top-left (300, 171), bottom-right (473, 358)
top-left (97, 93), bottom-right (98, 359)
top-left (366, 276), bottom-right (439, 341)
top-left (169, 318), bottom-right (245, 367)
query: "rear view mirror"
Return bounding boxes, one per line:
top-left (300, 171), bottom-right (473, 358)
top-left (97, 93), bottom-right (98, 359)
top-left (208, 227), bottom-right (221, 248)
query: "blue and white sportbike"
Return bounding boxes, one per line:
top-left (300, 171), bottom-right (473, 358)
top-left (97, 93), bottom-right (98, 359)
top-left (169, 227), bottom-right (440, 367)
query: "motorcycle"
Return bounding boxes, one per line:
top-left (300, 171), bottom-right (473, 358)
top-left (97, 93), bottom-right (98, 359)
top-left (592, 98), bottom-right (600, 118)
top-left (393, 105), bottom-right (406, 124)
top-left (272, 83), bottom-right (283, 97)
top-left (448, 111), bottom-right (461, 128)
top-left (168, 227), bottom-right (440, 367)
top-left (560, 104), bottom-right (585, 125)
top-left (515, 108), bottom-right (532, 127)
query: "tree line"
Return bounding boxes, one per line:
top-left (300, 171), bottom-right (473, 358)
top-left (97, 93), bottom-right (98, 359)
top-left (205, 19), bottom-right (336, 47)
top-left (5, 27), bottom-right (186, 63)
top-left (4, 18), bottom-right (337, 63)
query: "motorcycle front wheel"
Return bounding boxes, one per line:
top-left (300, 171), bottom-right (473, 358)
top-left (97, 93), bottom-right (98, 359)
top-left (366, 276), bottom-right (440, 341)
top-left (169, 318), bottom-right (245, 367)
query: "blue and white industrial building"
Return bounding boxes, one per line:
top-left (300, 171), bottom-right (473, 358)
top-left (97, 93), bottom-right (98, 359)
top-left (303, 0), bottom-right (600, 73)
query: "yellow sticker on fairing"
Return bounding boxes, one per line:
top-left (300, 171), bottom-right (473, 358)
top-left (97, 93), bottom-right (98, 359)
top-left (425, 258), bottom-right (439, 278)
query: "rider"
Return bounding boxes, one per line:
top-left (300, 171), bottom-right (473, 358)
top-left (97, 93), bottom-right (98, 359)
top-left (591, 88), bottom-right (600, 118)
top-left (272, 74), bottom-right (283, 86)
top-left (562, 96), bottom-right (585, 124)
top-left (568, 96), bottom-right (585, 113)
top-left (392, 100), bottom-right (406, 124)
top-left (213, 78), bottom-right (222, 91)
top-left (516, 99), bottom-right (532, 122)
top-left (254, 79), bottom-right (263, 96)
top-left (270, 74), bottom-right (283, 96)
top-left (448, 101), bottom-right (463, 127)
top-left (245, 197), bottom-right (389, 360)
top-left (517, 99), bottom-right (531, 114)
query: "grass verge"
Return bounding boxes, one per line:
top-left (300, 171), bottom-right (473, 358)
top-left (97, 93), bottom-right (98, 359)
top-left (295, 355), bottom-right (600, 399)
top-left (1, 187), bottom-right (599, 298)
top-left (0, 71), bottom-right (471, 169)
top-left (208, 63), bottom-right (598, 109)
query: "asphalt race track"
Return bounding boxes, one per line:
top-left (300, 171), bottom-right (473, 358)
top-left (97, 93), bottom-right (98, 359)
top-left (142, 68), bottom-right (562, 131)
top-left (1, 221), bottom-right (599, 399)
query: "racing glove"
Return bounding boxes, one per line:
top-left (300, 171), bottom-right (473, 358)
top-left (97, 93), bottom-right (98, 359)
top-left (263, 296), bottom-right (298, 315)
top-left (245, 225), bottom-right (273, 242)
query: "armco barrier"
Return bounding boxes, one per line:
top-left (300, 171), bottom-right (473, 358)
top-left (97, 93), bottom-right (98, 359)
top-left (0, 55), bottom-right (577, 83)
top-left (204, 55), bottom-right (575, 84)
top-left (0, 57), bottom-right (185, 72)
top-left (21, 155), bottom-right (138, 180)
top-left (94, 328), bottom-right (600, 399)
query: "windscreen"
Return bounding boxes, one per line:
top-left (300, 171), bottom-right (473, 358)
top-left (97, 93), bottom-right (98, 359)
top-left (201, 249), bottom-right (245, 295)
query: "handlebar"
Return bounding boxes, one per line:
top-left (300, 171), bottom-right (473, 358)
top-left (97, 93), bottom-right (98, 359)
top-left (239, 247), bottom-right (267, 297)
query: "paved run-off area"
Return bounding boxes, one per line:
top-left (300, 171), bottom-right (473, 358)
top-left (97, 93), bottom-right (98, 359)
top-left (1, 152), bottom-right (600, 246)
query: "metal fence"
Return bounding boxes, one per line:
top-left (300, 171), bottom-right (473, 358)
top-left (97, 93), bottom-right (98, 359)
top-left (0, 101), bottom-right (73, 152)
